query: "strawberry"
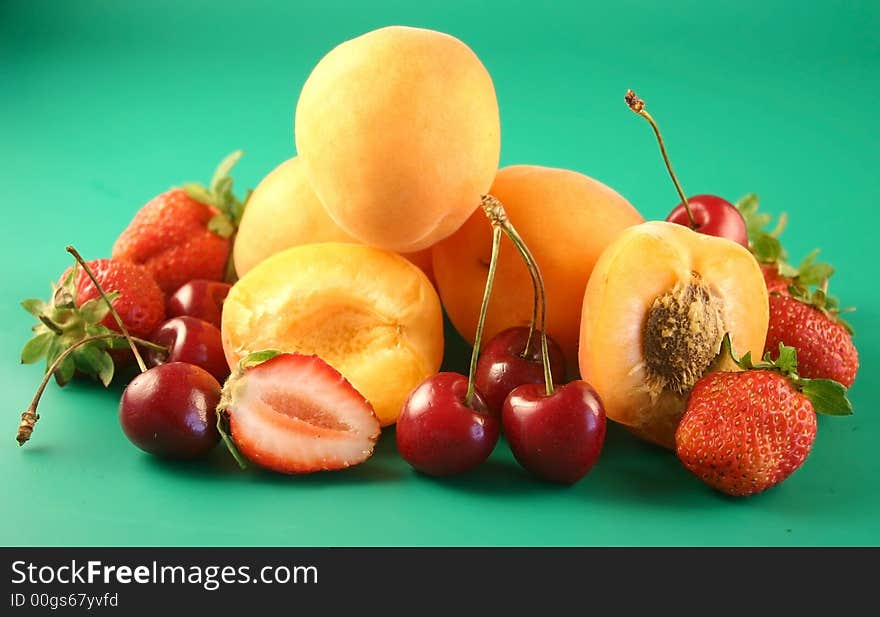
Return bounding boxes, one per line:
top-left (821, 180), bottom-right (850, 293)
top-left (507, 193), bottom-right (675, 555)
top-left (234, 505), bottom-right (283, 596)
top-left (766, 292), bottom-right (858, 387)
top-left (111, 151), bottom-right (248, 293)
top-left (217, 351), bottom-right (381, 474)
top-left (21, 253), bottom-right (165, 387)
top-left (675, 336), bottom-right (852, 497)
top-left (67, 258), bottom-right (165, 338)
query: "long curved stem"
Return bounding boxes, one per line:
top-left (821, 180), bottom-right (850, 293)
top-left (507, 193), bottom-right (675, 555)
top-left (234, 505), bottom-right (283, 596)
top-left (625, 89), bottom-right (695, 228)
top-left (16, 333), bottom-right (164, 446)
top-left (499, 222), bottom-right (553, 396)
top-left (481, 195), bottom-right (555, 397)
top-left (465, 225), bottom-right (503, 407)
top-left (66, 246), bottom-right (147, 372)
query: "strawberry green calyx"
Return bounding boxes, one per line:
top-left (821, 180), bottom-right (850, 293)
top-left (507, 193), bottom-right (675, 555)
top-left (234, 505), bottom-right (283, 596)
top-left (216, 349), bottom-right (284, 470)
top-left (183, 150), bottom-right (251, 283)
top-left (184, 150), bottom-right (249, 240)
top-left (736, 193), bottom-right (835, 277)
top-left (719, 334), bottom-right (852, 416)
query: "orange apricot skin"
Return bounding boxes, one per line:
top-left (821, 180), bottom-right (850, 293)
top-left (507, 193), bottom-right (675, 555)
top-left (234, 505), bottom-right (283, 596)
top-left (233, 156), bottom-right (435, 283)
top-left (432, 165), bottom-right (644, 368)
top-left (578, 221), bottom-right (769, 449)
top-left (295, 26), bottom-right (500, 253)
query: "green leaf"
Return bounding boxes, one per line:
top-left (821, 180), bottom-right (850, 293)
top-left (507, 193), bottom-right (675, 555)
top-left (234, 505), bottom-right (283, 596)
top-left (53, 355), bottom-right (76, 386)
top-left (239, 349), bottom-right (283, 369)
top-left (217, 409), bottom-right (248, 470)
top-left (78, 292), bottom-right (119, 324)
top-left (776, 261), bottom-right (799, 278)
top-left (207, 214), bottom-right (235, 238)
top-left (183, 183), bottom-right (216, 206)
top-left (21, 298), bottom-right (47, 317)
top-left (21, 332), bottom-right (54, 364)
top-left (798, 263), bottom-right (835, 286)
top-left (735, 193), bottom-right (759, 216)
top-left (751, 234), bottom-right (782, 263)
top-left (52, 285), bottom-right (75, 309)
top-left (799, 378), bottom-right (853, 416)
top-left (210, 150), bottom-right (244, 193)
top-left (96, 351), bottom-right (115, 386)
top-left (774, 343), bottom-right (798, 374)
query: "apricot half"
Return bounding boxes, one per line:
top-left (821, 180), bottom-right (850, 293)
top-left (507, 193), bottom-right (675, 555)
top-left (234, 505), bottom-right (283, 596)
top-left (233, 156), bottom-right (434, 282)
top-left (294, 26), bottom-right (500, 253)
top-left (432, 165), bottom-right (644, 367)
top-left (579, 221), bottom-right (769, 448)
top-left (221, 242), bottom-right (444, 425)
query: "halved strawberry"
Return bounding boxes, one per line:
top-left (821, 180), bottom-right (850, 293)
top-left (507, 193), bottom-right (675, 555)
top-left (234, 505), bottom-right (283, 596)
top-left (218, 351), bottom-right (381, 474)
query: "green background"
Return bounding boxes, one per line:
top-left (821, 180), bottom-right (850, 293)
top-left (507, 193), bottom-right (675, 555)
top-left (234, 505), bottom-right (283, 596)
top-left (2, 0), bottom-right (878, 546)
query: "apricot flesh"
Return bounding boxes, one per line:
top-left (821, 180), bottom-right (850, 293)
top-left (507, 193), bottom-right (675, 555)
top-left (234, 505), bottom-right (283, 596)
top-left (222, 242), bottom-right (444, 426)
top-left (432, 165), bottom-right (644, 368)
top-left (295, 26), bottom-right (500, 253)
top-left (579, 221), bottom-right (769, 448)
top-left (233, 156), bottom-right (434, 282)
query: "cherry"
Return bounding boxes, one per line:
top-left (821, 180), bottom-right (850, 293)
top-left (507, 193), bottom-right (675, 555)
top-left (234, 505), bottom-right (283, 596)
top-left (625, 90), bottom-right (748, 247)
top-left (16, 247), bottom-right (225, 460)
top-left (119, 362), bottom-right (221, 458)
top-left (397, 208), bottom-right (506, 476)
top-left (475, 326), bottom-right (566, 416)
top-left (147, 316), bottom-right (230, 383)
top-left (396, 373), bottom-right (499, 475)
top-left (666, 195), bottom-right (748, 247)
top-left (503, 381), bottom-right (606, 484)
top-left (166, 280), bottom-right (231, 329)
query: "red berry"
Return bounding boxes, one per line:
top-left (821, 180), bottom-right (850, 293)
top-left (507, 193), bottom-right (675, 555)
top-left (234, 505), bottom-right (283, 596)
top-left (166, 280), bottom-right (231, 328)
top-left (475, 327), bottom-right (566, 416)
top-left (502, 380), bottom-right (605, 484)
top-left (147, 316), bottom-right (230, 384)
top-left (666, 194), bottom-right (749, 247)
top-left (396, 373), bottom-right (499, 476)
top-left (69, 258), bottom-right (165, 338)
top-left (119, 362), bottom-right (222, 458)
top-left (218, 353), bottom-right (380, 474)
top-left (761, 263), bottom-right (792, 295)
top-left (112, 189), bottom-right (231, 294)
top-left (765, 294), bottom-right (858, 387)
top-left (675, 370), bottom-right (817, 496)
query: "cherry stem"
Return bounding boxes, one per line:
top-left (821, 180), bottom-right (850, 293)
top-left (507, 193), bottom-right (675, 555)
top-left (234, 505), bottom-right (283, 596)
top-left (624, 89), bottom-right (696, 229)
top-left (520, 255), bottom-right (540, 359)
top-left (481, 195), bottom-right (555, 397)
top-left (16, 333), bottom-right (165, 446)
top-left (465, 224), bottom-right (503, 407)
top-left (66, 246), bottom-right (147, 373)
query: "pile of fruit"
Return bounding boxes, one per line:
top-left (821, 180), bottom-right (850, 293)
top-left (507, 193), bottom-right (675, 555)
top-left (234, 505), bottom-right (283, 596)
top-left (17, 26), bottom-right (858, 497)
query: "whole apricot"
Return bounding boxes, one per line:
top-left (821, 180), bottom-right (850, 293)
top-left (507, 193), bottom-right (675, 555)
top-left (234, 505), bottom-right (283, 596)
top-left (432, 165), bottom-right (644, 367)
top-left (579, 221), bottom-right (769, 448)
top-left (233, 156), bottom-right (435, 283)
top-left (295, 26), bottom-right (500, 253)
top-left (222, 242), bottom-right (443, 426)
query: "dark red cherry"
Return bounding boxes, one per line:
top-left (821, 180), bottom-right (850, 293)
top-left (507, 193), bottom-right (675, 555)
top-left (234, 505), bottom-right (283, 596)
top-left (147, 316), bottom-right (230, 383)
top-left (396, 372), bottom-right (500, 476)
top-left (475, 327), bottom-right (566, 416)
top-left (166, 280), bottom-right (231, 329)
top-left (502, 380), bottom-right (606, 484)
top-left (666, 194), bottom-right (748, 247)
top-left (119, 362), bottom-right (221, 458)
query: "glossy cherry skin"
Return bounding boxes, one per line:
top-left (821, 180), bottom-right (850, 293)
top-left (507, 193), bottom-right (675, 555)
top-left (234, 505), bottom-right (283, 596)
top-left (475, 327), bottom-right (567, 416)
top-left (502, 380), bottom-right (606, 484)
top-left (666, 194), bottom-right (748, 247)
top-left (119, 362), bottom-right (221, 458)
top-left (396, 372), bottom-right (500, 476)
top-left (166, 280), bottom-right (231, 329)
top-left (146, 316), bottom-right (230, 383)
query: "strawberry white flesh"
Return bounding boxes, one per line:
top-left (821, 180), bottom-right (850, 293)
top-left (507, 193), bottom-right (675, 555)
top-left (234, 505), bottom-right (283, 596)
top-left (226, 354), bottom-right (380, 474)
